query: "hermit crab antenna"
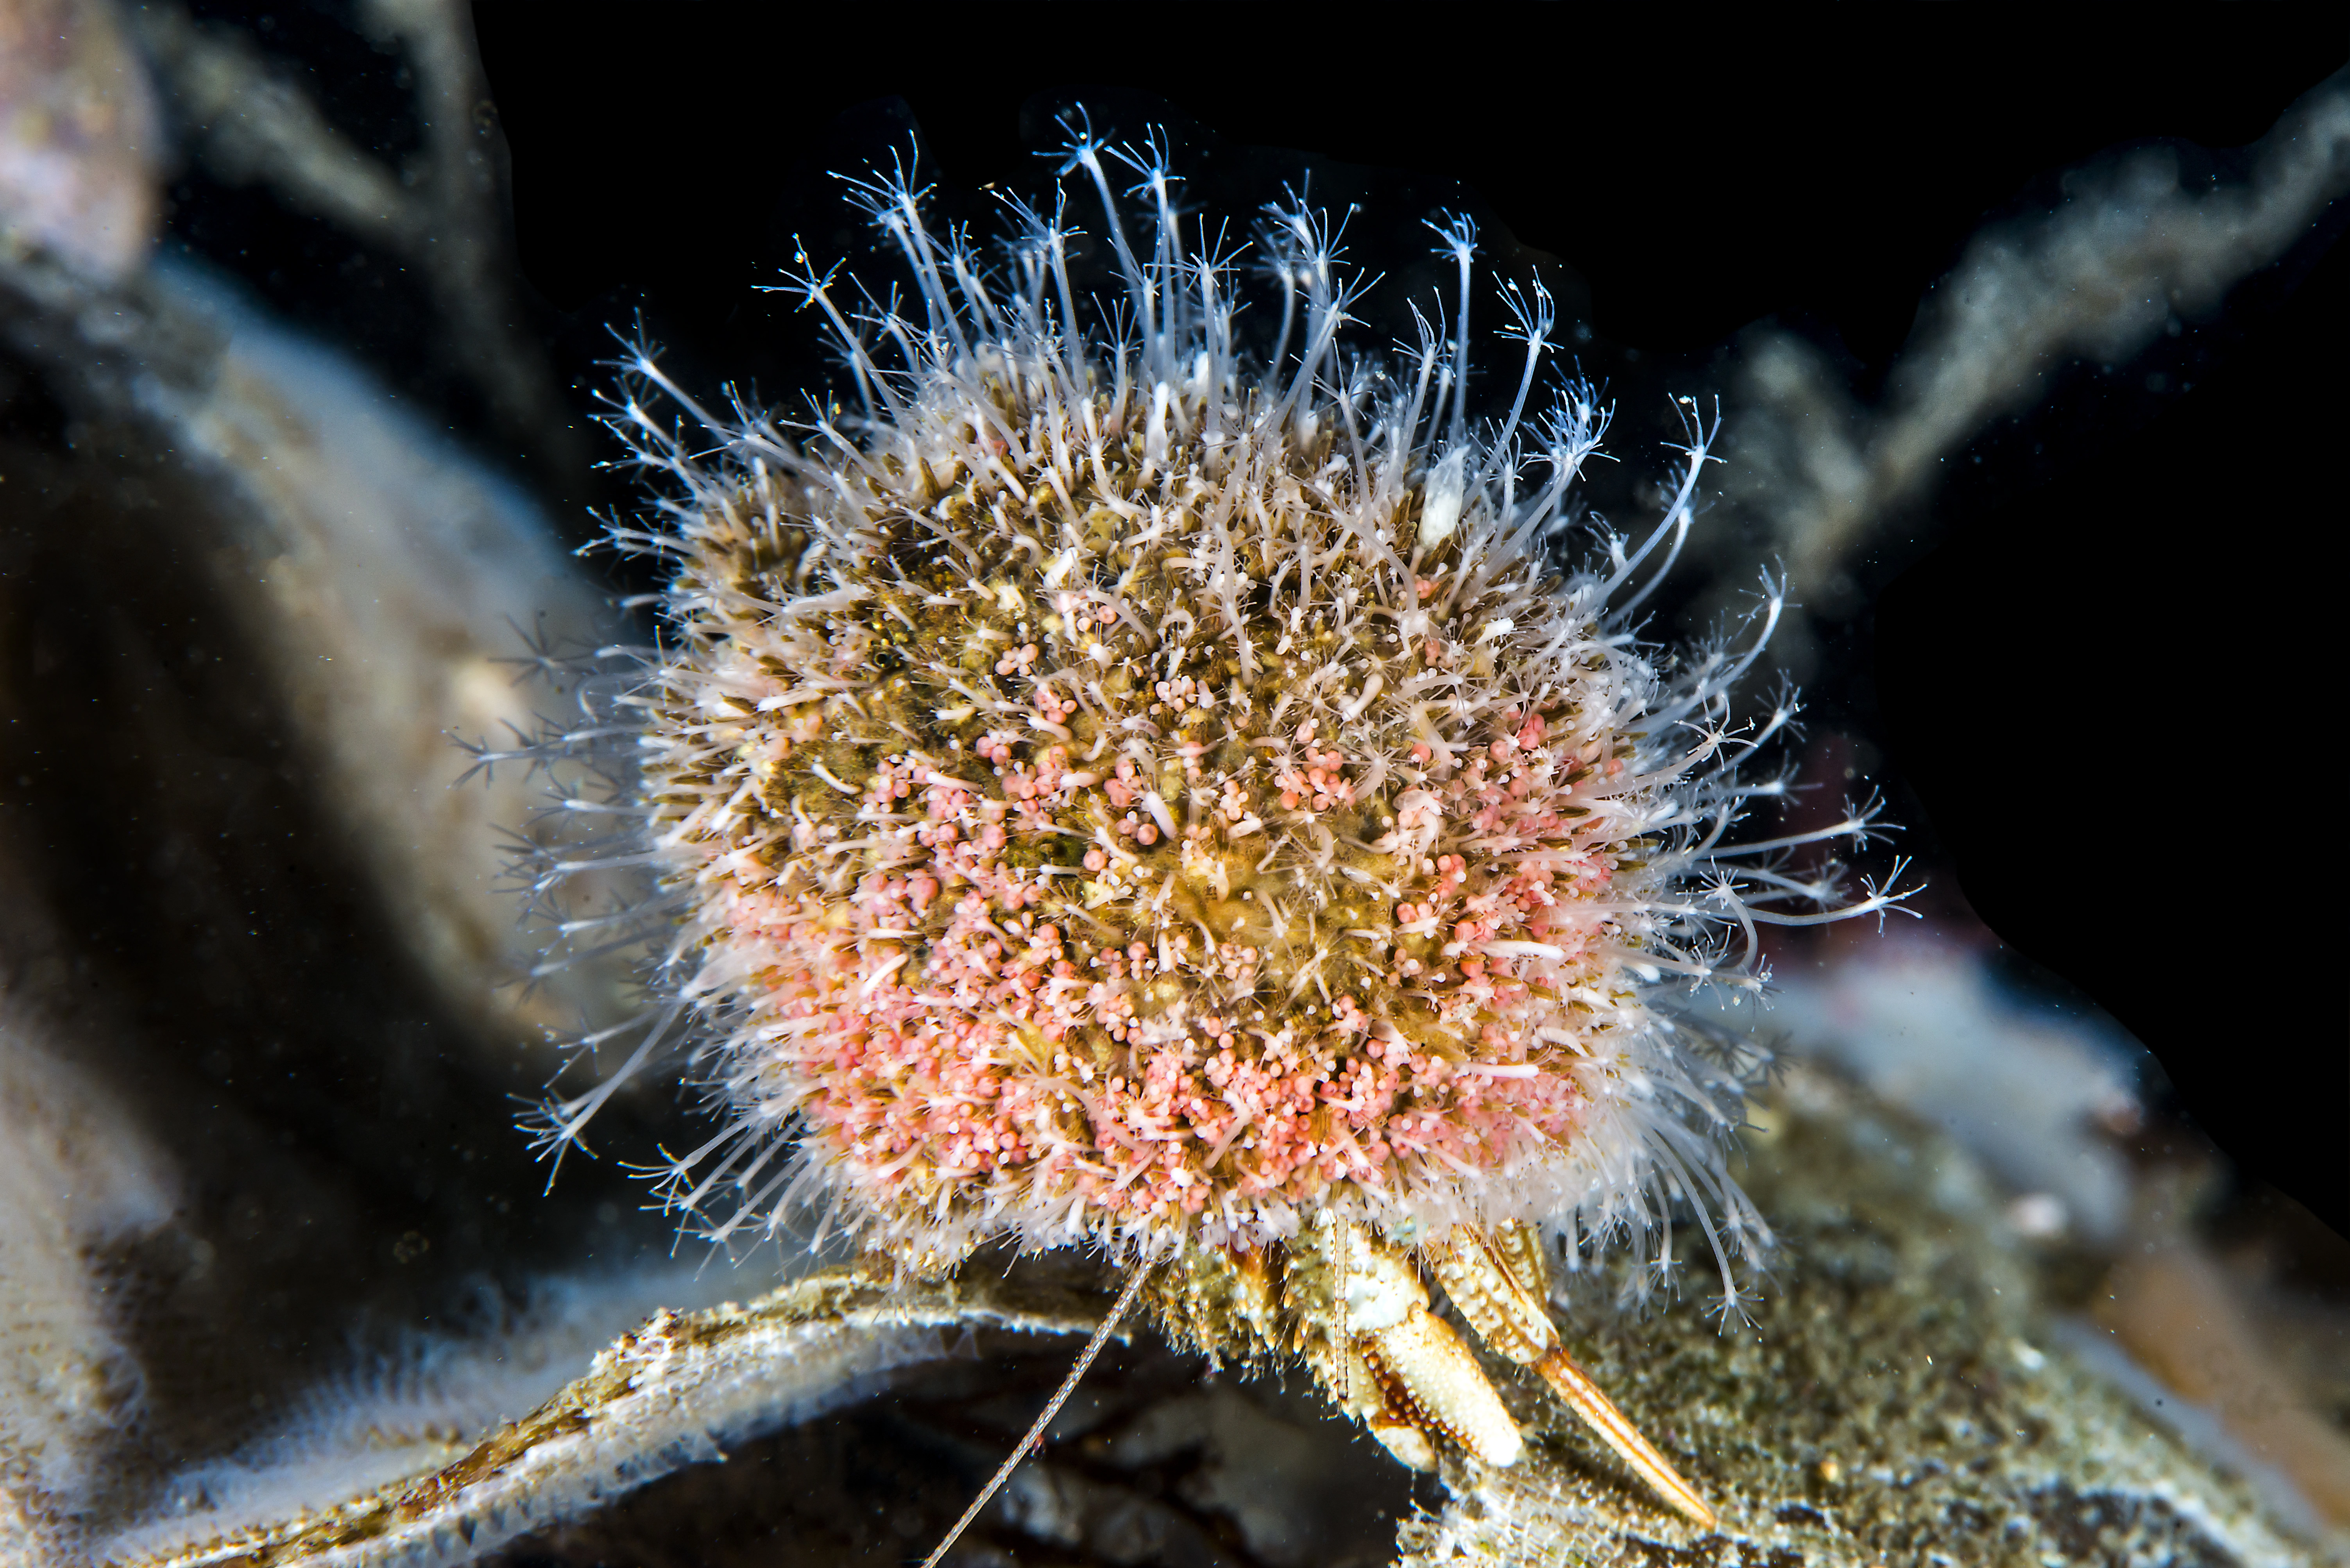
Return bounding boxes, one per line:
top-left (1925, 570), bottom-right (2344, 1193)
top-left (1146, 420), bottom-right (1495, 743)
top-left (918, 1257), bottom-right (1162, 1568)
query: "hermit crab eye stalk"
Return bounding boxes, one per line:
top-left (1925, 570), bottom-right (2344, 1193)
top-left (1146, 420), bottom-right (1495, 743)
top-left (503, 125), bottom-right (1913, 1534)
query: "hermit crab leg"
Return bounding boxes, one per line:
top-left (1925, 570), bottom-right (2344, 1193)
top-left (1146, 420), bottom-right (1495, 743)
top-left (1533, 1339), bottom-right (1718, 1530)
top-left (1425, 1223), bottom-right (1719, 1529)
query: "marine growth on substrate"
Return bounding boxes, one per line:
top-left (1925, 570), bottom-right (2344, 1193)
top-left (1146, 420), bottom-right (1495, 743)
top-left (502, 124), bottom-right (1910, 1533)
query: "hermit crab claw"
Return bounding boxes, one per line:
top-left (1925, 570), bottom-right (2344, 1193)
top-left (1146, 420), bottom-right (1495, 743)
top-left (1303, 1216), bottom-right (1718, 1529)
top-left (1320, 1218), bottom-right (1525, 1471)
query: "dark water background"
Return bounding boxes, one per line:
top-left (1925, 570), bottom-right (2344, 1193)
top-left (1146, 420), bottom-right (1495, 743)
top-left (154, 4), bottom-right (2347, 1241)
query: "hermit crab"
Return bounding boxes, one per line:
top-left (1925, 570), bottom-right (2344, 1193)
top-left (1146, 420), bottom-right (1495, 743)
top-left (507, 122), bottom-right (1906, 1552)
top-left (1155, 1213), bottom-right (1716, 1525)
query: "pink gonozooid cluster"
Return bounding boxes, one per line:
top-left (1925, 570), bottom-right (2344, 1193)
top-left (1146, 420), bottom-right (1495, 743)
top-left (707, 692), bottom-right (1634, 1237)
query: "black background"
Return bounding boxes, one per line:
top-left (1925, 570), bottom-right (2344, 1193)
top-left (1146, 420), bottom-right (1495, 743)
top-left (468, 9), bottom-right (2348, 1238)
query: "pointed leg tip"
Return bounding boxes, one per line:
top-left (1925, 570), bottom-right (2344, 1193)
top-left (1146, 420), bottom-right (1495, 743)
top-left (1533, 1346), bottom-right (1718, 1532)
top-left (1672, 1493), bottom-right (1720, 1532)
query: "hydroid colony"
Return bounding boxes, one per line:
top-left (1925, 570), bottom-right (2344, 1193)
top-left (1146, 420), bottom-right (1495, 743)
top-left (517, 125), bottom-right (1906, 1525)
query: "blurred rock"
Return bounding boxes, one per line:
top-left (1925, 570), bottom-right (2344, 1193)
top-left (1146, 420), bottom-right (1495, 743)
top-left (123, 260), bottom-right (631, 1054)
top-left (0, 953), bottom-right (176, 1563)
top-left (0, 0), bottom-right (159, 283)
top-left (0, 202), bottom-right (678, 1568)
top-left (2092, 1182), bottom-right (2350, 1537)
top-left (1715, 933), bottom-right (2145, 1244)
top-left (1, 249), bottom-right (634, 1062)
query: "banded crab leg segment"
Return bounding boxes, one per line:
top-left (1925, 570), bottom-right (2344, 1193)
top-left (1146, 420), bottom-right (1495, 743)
top-left (1296, 1214), bottom-right (1523, 1470)
top-left (1424, 1223), bottom-right (1720, 1529)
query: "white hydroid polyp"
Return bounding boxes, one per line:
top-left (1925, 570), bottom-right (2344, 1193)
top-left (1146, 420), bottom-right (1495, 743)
top-left (515, 125), bottom-right (1910, 1317)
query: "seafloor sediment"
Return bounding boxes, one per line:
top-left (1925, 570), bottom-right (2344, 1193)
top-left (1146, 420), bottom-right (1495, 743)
top-left (77, 1058), bottom-right (2330, 1568)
